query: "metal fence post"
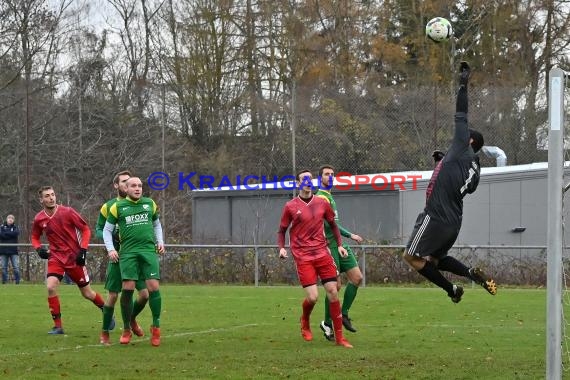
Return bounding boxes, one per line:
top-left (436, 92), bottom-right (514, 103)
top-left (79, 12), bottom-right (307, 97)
top-left (254, 245), bottom-right (259, 287)
top-left (361, 246), bottom-right (366, 288)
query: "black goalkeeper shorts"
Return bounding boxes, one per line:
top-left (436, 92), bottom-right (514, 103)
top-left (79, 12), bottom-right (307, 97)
top-left (405, 211), bottom-right (460, 259)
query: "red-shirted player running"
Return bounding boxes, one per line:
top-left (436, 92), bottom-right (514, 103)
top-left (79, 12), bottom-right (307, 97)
top-left (278, 170), bottom-right (353, 348)
top-left (31, 186), bottom-right (106, 335)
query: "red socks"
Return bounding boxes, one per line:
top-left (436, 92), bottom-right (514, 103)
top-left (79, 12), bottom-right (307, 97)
top-left (48, 292), bottom-right (104, 328)
top-left (48, 296), bottom-right (62, 328)
top-left (302, 298), bottom-right (315, 320)
top-left (329, 299), bottom-right (344, 339)
top-left (92, 292), bottom-right (105, 308)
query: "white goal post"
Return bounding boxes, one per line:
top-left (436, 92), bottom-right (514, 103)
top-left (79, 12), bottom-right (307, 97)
top-left (547, 67), bottom-right (565, 380)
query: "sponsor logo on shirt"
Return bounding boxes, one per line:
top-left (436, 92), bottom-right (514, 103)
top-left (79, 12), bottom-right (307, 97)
top-left (125, 213), bottom-right (149, 225)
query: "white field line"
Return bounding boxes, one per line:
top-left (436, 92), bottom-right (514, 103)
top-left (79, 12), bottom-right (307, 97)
top-left (5, 323), bottom-right (260, 356)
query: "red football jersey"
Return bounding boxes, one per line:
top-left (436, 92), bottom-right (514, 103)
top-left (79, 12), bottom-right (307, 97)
top-left (31, 205), bottom-right (91, 267)
top-left (278, 195), bottom-right (342, 262)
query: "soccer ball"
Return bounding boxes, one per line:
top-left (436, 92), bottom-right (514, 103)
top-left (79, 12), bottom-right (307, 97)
top-left (425, 17), bottom-right (453, 43)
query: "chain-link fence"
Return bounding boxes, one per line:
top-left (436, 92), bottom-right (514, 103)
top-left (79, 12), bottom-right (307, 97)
top-left (291, 84), bottom-right (547, 174)
top-left (223, 84), bottom-right (549, 179)
top-left (6, 244), bottom-right (550, 287)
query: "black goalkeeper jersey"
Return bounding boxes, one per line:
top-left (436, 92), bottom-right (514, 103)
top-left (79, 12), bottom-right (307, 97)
top-left (424, 111), bottom-right (480, 226)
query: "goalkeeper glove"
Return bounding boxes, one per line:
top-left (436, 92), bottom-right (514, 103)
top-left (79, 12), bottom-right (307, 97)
top-left (76, 248), bottom-right (87, 266)
top-left (36, 247), bottom-right (49, 259)
top-left (459, 61), bottom-right (470, 87)
top-left (432, 150), bottom-right (445, 163)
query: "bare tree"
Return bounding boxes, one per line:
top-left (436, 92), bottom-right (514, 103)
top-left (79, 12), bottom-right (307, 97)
top-left (0, 0), bottom-right (74, 240)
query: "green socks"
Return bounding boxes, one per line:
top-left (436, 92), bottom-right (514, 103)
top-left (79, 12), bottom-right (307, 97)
top-left (102, 305), bottom-right (114, 331)
top-left (342, 282), bottom-right (359, 315)
top-left (120, 290), bottom-right (134, 330)
top-left (132, 297), bottom-right (147, 320)
top-left (149, 290), bottom-right (162, 327)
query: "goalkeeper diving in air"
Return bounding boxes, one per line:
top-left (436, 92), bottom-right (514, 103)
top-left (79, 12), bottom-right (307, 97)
top-left (402, 61), bottom-right (497, 303)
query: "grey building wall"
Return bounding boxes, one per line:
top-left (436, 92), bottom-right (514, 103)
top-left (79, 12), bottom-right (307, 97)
top-left (192, 163), bottom-right (569, 246)
top-left (192, 192), bottom-right (291, 244)
top-left (192, 188), bottom-right (401, 244)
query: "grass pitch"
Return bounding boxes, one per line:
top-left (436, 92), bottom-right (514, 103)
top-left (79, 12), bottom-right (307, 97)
top-left (0, 284), bottom-right (547, 379)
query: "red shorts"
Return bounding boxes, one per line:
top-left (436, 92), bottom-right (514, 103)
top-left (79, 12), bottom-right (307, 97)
top-left (47, 260), bottom-right (91, 287)
top-left (295, 255), bottom-right (338, 287)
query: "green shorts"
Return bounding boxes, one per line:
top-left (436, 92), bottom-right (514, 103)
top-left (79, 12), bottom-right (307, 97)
top-left (120, 251), bottom-right (160, 281)
top-left (329, 244), bottom-right (359, 273)
top-left (104, 262), bottom-right (147, 293)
